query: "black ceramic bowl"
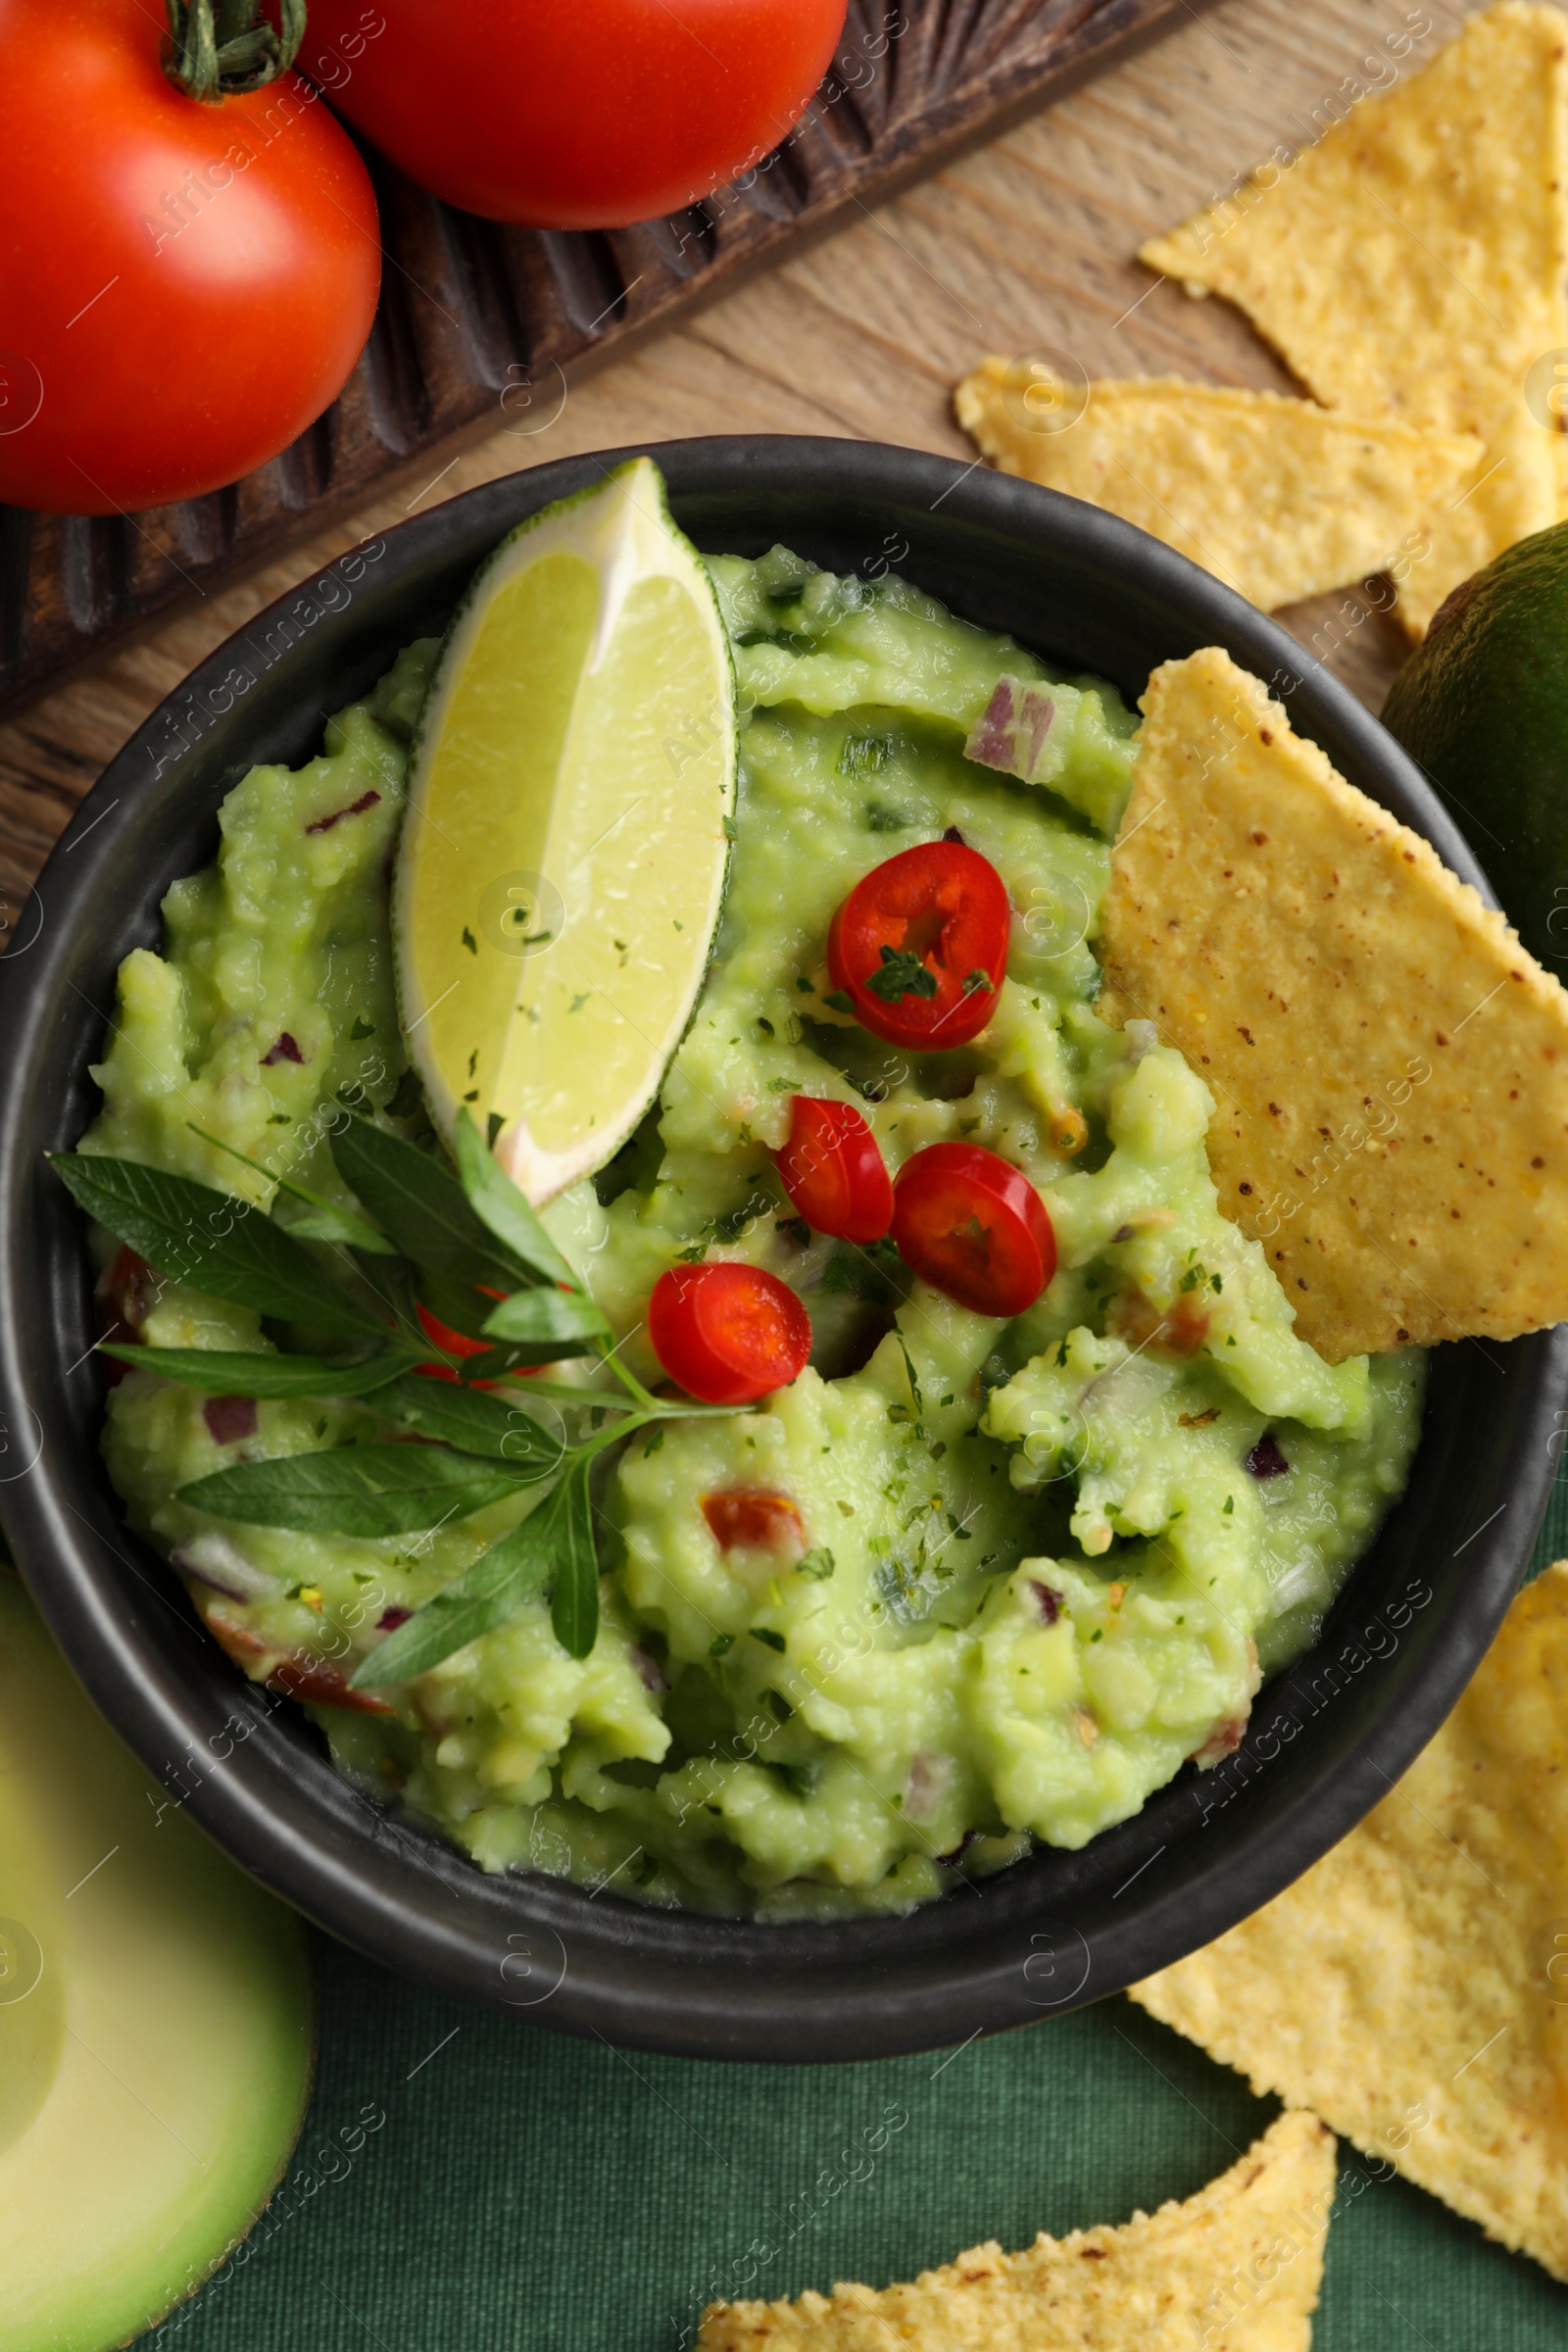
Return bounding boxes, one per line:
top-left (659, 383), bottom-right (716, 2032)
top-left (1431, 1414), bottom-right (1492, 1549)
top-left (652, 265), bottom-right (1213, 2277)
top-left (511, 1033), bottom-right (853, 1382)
top-left (1, 437), bottom-right (1562, 2062)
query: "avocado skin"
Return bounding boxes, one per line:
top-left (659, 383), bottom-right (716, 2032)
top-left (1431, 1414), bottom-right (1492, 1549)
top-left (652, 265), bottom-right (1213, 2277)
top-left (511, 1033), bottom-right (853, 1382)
top-left (1381, 519), bottom-right (1568, 973)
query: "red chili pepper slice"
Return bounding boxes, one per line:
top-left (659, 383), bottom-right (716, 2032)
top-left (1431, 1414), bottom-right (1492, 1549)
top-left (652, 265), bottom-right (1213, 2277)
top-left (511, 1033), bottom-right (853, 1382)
top-left (827, 841), bottom-right (1009, 1049)
top-left (416, 1288), bottom-right (552, 1388)
top-left (414, 1296), bottom-right (496, 1384)
top-left (890, 1142), bottom-right (1055, 1317)
top-left (649, 1262), bottom-right (811, 1406)
top-left (773, 1096), bottom-right (894, 1244)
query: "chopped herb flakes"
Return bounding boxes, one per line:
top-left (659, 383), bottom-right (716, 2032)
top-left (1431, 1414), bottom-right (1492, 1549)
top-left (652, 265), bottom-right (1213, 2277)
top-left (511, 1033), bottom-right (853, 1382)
top-left (865, 946), bottom-right (937, 1005)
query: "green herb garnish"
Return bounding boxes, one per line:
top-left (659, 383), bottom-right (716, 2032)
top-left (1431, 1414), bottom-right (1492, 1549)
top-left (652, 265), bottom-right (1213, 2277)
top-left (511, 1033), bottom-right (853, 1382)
top-left (382, 1068), bottom-right (424, 1123)
top-left (52, 1108), bottom-right (753, 1673)
top-left (863, 946), bottom-right (937, 1005)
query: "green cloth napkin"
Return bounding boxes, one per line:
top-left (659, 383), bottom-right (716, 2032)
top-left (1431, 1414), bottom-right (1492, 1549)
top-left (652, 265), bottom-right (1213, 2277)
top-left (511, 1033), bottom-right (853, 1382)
top-left (135, 1463), bottom-right (1568, 2351)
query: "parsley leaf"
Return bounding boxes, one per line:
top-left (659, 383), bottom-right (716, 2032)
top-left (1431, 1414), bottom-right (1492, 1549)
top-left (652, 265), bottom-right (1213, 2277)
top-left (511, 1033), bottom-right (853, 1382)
top-left (863, 946), bottom-right (937, 1004)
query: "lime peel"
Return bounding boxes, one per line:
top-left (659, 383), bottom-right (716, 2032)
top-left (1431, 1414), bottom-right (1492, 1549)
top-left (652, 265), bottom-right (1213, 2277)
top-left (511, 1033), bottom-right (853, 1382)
top-left (394, 456), bottom-right (737, 1201)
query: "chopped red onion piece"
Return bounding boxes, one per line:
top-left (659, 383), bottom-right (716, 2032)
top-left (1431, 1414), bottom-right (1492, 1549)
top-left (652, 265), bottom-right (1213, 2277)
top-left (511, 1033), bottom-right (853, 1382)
top-left (905, 1751), bottom-right (952, 1821)
top-left (1190, 1712), bottom-right (1249, 1767)
top-left (962, 674), bottom-right (1060, 783)
top-left (203, 1394), bottom-right (259, 1446)
top-left (306, 788), bottom-right (381, 835)
top-left (630, 1644), bottom-right (670, 1694)
top-left (171, 1533), bottom-right (279, 1601)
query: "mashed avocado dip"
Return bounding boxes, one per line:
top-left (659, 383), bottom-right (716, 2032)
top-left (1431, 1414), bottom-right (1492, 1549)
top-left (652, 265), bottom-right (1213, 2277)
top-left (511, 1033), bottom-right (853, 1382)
top-left (83, 548), bottom-right (1423, 1917)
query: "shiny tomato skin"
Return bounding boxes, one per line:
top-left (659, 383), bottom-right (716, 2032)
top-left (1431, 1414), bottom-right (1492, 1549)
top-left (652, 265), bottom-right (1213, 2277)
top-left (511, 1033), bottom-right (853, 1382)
top-left (0, 0), bottom-right (380, 514)
top-left (649, 1262), bottom-right (811, 1406)
top-left (303, 0), bottom-right (848, 227)
top-left (774, 1097), bottom-right (894, 1244)
top-left (828, 843), bottom-right (1009, 1050)
top-left (891, 1143), bottom-right (1055, 1318)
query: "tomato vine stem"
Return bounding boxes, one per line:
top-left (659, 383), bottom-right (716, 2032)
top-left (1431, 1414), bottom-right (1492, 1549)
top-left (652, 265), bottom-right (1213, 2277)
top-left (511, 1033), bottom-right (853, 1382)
top-left (165, 0), bottom-right (306, 102)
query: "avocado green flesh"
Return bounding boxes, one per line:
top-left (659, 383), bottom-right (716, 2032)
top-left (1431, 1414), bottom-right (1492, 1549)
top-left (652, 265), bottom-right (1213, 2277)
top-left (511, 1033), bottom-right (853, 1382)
top-left (1381, 517), bottom-right (1568, 970)
top-left (81, 545), bottom-right (1424, 1918)
top-left (0, 1577), bottom-right (313, 2352)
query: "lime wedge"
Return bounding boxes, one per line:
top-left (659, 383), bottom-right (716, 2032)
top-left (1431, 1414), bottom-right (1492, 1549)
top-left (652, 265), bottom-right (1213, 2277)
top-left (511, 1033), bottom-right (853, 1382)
top-left (394, 457), bottom-right (736, 1201)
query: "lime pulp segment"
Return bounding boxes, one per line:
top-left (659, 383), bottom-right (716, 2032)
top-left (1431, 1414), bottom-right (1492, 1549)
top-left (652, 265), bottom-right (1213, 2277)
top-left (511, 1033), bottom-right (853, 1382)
top-left (394, 458), bottom-right (737, 1202)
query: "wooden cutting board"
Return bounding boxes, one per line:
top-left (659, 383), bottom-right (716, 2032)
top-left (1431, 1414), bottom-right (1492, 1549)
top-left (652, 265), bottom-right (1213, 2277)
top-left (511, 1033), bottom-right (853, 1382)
top-left (0, 0), bottom-right (1191, 720)
top-left (0, 0), bottom-right (1467, 927)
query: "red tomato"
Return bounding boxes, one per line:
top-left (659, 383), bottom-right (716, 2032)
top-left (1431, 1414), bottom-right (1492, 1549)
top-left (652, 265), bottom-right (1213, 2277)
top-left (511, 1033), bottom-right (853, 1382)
top-left (204, 1610), bottom-right (396, 1716)
top-left (701, 1491), bottom-right (806, 1556)
top-left (774, 1097), bottom-right (894, 1244)
top-left (649, 1263), bottom-right (810, 1406)
top-left (828, 843), bottom-right (1009, 1050)
top-left (303, 0), bottom-right (848, 227)
top-left (0, 0), bottom-right (380, 514)
top-left (891, 1144), bottom-right (1055, 1318)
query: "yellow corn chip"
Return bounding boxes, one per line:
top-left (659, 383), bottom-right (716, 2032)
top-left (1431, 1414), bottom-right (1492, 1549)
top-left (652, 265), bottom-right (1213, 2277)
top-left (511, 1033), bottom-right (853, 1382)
top-left (698, 2109), bottom-right (1337, 2352)
top-left (1131, 1562), bottom-right (1568, 2280)
top-left (953, 368), bottom-right (1481, 613)
top-left (1140, 1), bottom-right (1568, 636)
top-left (1097, 646), bottom-right (1568, 1361)
top-left (1403, 412), bottom-right (1558, 641)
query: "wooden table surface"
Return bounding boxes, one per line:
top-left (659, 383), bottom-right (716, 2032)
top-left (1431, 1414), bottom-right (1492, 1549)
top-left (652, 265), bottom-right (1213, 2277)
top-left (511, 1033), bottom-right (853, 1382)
top-left (0, 0), bottom-right (1467, 931)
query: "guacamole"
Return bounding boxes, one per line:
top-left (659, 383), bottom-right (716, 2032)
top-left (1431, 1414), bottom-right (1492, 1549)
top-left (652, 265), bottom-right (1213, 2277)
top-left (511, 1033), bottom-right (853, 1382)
top-left (83, 548), bottom-right (1424, 1916)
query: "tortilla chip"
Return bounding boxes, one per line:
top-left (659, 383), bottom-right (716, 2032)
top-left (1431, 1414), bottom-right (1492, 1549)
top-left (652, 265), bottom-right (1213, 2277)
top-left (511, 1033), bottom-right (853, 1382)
top-left (1140, 1), bottom-right (1568, 636)
top-left (1096, 646), bottom-right (1568, 1360)
top-left (1398, 410), bottom-right (1561, 640)
top-left (698, 2110), bottom-right (1336, 2352)
top-left (1131, 1562), bottom-right (1568, 2279)
top-left (954, 368), bottom-right (1482, 613)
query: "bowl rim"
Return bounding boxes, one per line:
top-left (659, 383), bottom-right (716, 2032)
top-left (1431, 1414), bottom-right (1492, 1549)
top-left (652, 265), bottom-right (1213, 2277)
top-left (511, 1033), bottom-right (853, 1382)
top-left (1, 432), bottom-right (1561, 2062)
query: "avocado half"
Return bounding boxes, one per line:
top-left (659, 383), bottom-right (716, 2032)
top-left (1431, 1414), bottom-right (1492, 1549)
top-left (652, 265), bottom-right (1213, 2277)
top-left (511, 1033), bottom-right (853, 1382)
top-left (1381, 518), bottom-right (1568, 972)
top-left (0, 1575), bottom-right (313, 2351)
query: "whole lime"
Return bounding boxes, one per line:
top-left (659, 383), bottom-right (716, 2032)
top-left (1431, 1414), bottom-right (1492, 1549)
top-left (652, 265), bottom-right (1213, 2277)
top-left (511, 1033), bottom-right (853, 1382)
top-left (1382, 519), bottom-right (1568, 972)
